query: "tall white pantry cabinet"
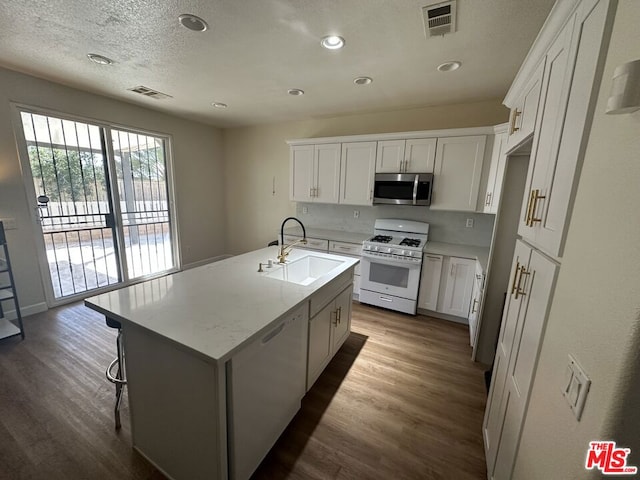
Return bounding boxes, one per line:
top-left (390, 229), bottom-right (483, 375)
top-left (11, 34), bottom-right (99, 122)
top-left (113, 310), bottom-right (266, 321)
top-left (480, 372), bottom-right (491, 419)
top-left (482, 1), bottom-right (616, 479)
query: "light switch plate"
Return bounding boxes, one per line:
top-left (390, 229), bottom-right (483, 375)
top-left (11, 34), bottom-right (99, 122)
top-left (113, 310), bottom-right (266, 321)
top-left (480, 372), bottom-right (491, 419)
top-left (562, 354), bottom-right (591, 420)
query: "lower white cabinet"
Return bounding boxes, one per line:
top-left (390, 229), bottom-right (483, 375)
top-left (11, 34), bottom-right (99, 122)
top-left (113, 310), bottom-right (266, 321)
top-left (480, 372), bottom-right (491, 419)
top-left (329, 241), bottom-right (362, 296)
top-left (307, 284), bottom-right (353, 390)
top-left (439, 256), bottom-right (476, 317)
top-left (467, 262), bottom-right (484, 346)
top-left (229, 303), bottom-right (308, 480)
top-left (417, 254), bottom-right (443, 311)
top-left (483, 240), bottom-right (558, 479)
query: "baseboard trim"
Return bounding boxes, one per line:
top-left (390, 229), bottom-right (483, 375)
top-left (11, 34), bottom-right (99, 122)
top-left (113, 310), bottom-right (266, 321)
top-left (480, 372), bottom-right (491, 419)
top-left (183, 254), bottom-right (234, 270)
top-left (3, 301), bottom-right (48, 320)
top-left (417, 308), bottom-right (469, 325)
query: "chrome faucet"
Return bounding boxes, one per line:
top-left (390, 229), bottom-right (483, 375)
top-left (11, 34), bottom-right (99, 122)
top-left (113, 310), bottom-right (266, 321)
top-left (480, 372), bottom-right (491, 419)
top-left (278, 216), bottom-right (307, 263)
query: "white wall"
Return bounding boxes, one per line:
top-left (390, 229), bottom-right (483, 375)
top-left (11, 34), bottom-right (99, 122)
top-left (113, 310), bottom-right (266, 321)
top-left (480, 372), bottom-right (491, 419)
top-left (513, 1), bottom-right (640, 477)
top-left (223, 100), bottom-right (508, 255)
top-left (0, 66), bottom-right (226, 311)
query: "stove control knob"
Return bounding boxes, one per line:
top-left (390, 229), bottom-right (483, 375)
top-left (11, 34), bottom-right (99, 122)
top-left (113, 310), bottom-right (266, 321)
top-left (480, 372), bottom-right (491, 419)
top-left (406, 251), bottom-right (412, 257)
top-left (384, 247), bottom-right (392, 254)
top-left (363, 245), bottom-right (370, 251)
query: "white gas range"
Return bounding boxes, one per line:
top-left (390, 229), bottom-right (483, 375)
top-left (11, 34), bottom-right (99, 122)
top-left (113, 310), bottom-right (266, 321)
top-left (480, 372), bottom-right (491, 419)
top-left (359, 219), bottom-right (429, 315)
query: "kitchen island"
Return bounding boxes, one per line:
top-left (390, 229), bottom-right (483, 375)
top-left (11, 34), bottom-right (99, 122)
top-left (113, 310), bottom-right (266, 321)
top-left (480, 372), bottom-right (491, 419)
top-left (85, 246), bottom-right (358, 480)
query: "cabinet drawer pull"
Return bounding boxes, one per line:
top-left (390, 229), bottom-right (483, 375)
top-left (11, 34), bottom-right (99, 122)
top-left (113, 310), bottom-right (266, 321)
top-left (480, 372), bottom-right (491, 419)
top-left (379, 296), bottom-right (393, 302)
top-left (525, 189), bottom-right (536, 226)
top-left (471, 298), bottom-right (479, 314)
top-left (513, 266), bottom-right (531, 300)
top-left (529, 189), bottom-right (546, 225)
top-left (511, 260), bottom-right (521, 296)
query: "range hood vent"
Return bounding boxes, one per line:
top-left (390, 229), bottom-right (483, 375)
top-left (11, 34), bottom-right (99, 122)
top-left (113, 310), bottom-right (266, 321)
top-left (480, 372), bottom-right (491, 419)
top-left (422, 1), bottom-right (456, 37)
top-left (128, 85), bottom-right (173, 100)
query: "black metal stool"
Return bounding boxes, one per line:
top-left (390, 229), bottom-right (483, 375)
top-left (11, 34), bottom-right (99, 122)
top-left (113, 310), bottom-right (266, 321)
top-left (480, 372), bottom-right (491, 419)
top-left (105, 317), bottom-right (126, 430)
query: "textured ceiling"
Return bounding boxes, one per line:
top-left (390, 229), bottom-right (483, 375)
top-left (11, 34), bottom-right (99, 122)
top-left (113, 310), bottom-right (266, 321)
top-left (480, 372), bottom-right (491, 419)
top-left (0, 0), bottom-right (556, 128)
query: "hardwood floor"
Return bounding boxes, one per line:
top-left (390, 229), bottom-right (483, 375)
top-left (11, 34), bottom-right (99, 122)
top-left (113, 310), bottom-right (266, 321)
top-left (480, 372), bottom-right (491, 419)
top-left (0, 302), bottom-right (488, 480)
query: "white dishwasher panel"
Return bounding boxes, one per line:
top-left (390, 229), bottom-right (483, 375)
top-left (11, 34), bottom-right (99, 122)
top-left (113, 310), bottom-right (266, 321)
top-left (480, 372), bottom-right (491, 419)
top-left (228, 303), bottom-right (308, 480)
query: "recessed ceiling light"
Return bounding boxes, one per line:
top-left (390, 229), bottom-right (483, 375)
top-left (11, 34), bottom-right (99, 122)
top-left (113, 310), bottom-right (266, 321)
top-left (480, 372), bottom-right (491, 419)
top-left (354, 76), bottom-right (373, 85)
top-left (437, 61), bottom-right (462, 72)
top-left (212, 102), bottom-right (228, 109)
top-left (178, 14), bottom-right (209, 32)
top-left (87, 53), bottom-right (114, 65)
top-left (320, 35), bottom-right (345, 50)
top-left (288, 88), bottom-right (305, 96)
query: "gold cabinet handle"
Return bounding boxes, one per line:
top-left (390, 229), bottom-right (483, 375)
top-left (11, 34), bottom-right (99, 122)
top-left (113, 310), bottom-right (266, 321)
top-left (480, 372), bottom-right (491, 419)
top-left (509, 109), bottom-right (522, 135)
top-left (337, 306), bottom-right (342, 324)
top-left (514, 266), bottom-right (530, 300)
top-left (511, 260), bottom-right (521, 296)
top-left (525, 189), bottom-right (535, 226)
top-left (529, 189), bottom-right (546, 225)
top-left (471, 298), bottom-right (479, 314)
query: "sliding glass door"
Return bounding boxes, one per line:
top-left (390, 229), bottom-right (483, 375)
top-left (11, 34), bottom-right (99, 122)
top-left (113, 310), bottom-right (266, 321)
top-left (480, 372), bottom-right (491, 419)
top-left (18, 110), bottom-right (178, 303)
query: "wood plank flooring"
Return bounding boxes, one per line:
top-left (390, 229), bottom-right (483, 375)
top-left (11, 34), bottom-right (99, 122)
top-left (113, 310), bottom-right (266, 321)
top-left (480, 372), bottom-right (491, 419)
top-left (0, 302), bottom-right (488, 480)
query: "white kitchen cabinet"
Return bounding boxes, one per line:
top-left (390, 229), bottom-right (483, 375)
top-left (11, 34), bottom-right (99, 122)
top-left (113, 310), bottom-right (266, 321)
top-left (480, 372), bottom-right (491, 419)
top-left (518, 1), bottom-right (612, 259)
top-left (229, 303), bottom-right (308, 480)
top-left (430, 135), bottom-right (487, 212)
top-left (307, 284), bottom-right (353, 390)
top-left (376, 138), bottom-right (437, 173)
top-left (417, 254), bottom-right (443, 311)
top-left (289, 143), bottom-right (340, 203)
top-left (282, 234), bottom-right (329, 252)
top-left (439, 256), bottom-right (475, 317)
top-left (505, 60), bottom-right (545, 153)
top-left (483, 128), bottom-right (508, 214)
top-left (329, 241), bottom-right (362, 296)
top-left (340, 142), bottom-right (376, 206)
top-left (483, 241), bottom-right (558, 480)
top-left (467, 262), bottom-right (484, 346)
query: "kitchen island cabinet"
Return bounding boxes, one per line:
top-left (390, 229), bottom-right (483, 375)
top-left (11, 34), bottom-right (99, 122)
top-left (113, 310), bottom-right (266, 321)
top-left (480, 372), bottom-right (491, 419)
top-left (85, 247), bottom-right (358, 480)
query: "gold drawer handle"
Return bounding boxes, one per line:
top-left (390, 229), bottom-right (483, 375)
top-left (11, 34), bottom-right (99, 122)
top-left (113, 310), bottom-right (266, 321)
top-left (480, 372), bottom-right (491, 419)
top-left (511, 260), bottom-right (521, 295)
top-left (514, 266), bottom-right (530, 300)
top-left (525, 189), bottom-right (546, 226)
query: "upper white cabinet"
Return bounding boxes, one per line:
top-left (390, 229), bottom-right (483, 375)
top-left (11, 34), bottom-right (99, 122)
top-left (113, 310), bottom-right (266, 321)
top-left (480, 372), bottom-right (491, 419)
top-left (340, 142), bottom-right (376, 206)
top-left (290, 144), bottom-right (340, 203)
top-left (505, 60), bottom-right (545, 153)
top-left (439, 256), bottom-right (476, 318)
top-left (483, 127), bottom-right (508, 214)
top-left (430, 135), bottom-right (487, 212)
top-left (518, 0), bottom-right (611, 259)
top-left (376, 138), bottom-right (437, 173)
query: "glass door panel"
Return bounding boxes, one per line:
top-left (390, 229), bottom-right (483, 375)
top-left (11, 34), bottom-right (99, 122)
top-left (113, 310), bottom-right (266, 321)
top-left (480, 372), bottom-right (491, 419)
top-left (20, 112), bottom-right (122, 298)
top-left (111, 129), bottom-right (174, 280)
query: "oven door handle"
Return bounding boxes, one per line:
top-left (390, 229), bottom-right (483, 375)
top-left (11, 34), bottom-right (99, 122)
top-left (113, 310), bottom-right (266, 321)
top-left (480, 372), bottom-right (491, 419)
top-left (412, 174), bottom-right (419, 205)
top-left (361, 253), bottom-right (422, 269)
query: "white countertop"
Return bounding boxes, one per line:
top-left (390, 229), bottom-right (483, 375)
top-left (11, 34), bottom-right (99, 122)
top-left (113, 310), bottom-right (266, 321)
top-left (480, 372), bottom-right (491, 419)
top-left (423, 242), bottom-right (490, 271)
top-left (85, 247), bottom-right (358, 364)
top-left (283, 227), bottom-right (370, 245)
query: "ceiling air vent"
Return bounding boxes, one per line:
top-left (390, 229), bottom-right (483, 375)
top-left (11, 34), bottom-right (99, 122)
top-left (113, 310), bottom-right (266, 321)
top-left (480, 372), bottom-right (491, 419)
top-left (422, 0), bottom-right (457, 37)
top-left (128, 85), bottom-right (173, 100)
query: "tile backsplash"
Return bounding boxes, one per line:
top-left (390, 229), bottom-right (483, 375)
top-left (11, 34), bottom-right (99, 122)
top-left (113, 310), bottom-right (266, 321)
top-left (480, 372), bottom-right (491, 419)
top-left (295, 203), bottom-right (495, 247)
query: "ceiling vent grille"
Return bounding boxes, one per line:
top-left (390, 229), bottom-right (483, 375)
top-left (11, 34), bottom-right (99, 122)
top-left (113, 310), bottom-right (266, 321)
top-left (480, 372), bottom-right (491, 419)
top-left (128, 86), bottom-right (173, 100)
top-left (422, 1), bottom-right (457, 37)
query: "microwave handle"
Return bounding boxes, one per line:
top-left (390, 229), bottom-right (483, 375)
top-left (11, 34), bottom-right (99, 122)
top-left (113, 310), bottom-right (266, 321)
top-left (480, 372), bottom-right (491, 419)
top-left (412, 174), bottom-right (419, 205)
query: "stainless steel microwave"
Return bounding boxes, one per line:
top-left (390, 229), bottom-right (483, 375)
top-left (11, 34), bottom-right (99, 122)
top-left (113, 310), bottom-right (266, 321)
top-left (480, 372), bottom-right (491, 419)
top-left (373, 173), bottom-right (433, 206)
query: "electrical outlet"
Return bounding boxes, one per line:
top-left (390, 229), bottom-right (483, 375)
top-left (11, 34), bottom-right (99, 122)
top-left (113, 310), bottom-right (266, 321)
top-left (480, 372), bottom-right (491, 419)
top-left (302, 206), bottom-right (308, 214)
top-left (466, 218), bottom-right (474, 228)
top-left (353, 210), bottom-right (360, 219)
